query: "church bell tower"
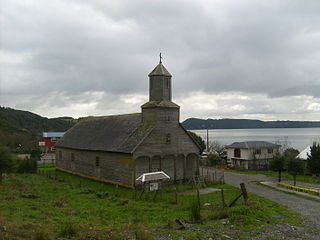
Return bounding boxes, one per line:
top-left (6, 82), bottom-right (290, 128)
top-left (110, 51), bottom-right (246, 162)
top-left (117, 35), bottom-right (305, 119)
top-left (141, 54), bottom-right (180, 124)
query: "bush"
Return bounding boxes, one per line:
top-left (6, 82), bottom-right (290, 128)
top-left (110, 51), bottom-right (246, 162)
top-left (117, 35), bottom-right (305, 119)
top-left (16, 158), bottom-right (37, 173)
top-left (207, 153), bottom-right (221, 166)
top-left (0, 145), bottom-right (16, 183)
top-left (307, 142), bottom-right (320, 175)
top-left (58, 222), bottom-right (77, 237)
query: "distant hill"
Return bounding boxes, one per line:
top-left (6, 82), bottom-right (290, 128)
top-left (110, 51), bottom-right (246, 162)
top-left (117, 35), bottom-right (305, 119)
top-left (0, 106), bottom-right (77, 152)
top-left (182, 118), bottom-right (320, 130)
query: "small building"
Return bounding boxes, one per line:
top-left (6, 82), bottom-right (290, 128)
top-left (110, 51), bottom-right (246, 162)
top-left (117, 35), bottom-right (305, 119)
top-left (226, 141), bottom-right (280, 170)
top-left (39, 132), bottom-right (65, 153)
top-left (55, 60), bottom-right (201, 188)
top-left (38, 132), bottom-right (65, 165)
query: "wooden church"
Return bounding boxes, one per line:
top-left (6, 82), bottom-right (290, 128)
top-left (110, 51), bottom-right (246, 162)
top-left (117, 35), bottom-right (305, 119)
top-left (55, 59), bottom-right (201, 188)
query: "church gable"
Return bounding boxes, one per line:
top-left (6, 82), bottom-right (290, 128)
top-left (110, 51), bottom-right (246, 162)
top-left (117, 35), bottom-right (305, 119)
top-left (133, 123), bottom-right (200, 157)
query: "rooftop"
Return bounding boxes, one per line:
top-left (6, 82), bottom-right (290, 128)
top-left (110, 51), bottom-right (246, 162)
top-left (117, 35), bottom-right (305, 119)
top-left (227, 141), bottom-right (281, 149)
top-left (43, 132), bottom-right (65, 138)
top-left (55, 113), bottom-right (154, 153)
top-left (148, 63), bottom-right (172, 77)
top-left (136, 171), bottom-right (170, 182)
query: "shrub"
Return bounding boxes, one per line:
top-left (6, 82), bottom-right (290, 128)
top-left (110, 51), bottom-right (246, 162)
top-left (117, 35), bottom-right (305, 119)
top-left (58, 222), bottom-right (77, 237)
top-left (0, 145), bottom-right (16, 184)
top-left (16, 158), bottom-right (37, 173)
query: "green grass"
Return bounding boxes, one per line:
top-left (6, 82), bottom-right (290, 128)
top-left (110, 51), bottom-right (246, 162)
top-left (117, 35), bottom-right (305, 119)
top-left (227, 169), bottom-right (320, 184)
top-left (0, 169), bottom-right (303, 239)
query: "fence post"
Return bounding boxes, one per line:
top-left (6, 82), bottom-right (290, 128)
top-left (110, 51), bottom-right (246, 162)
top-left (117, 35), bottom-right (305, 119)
top-left (221, 189), bottom-right (226, 207)
top-left (240, 183), bottom-right (249, 205)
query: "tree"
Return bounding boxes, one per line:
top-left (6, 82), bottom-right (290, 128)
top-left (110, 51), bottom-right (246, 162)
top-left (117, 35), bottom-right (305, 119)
top-left (286, 158), bottom-right (304, 186)
top-left (207, 141), bottom-right (226, 158)
top-left (188, 131), bottom-right (206, 154)
top-left (0, 145), bottom-right (16, 184)
top-left (269, 153), bottom-right (286, 182)
top-left (207, 141), bottom-right (226, 166)
top-left (283, 148), bottom-right (299, 159)
top-left (307, 142), bottom-right (320, 176)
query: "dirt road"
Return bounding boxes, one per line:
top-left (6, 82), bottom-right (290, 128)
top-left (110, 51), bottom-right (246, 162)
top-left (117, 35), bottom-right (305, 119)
top-left (201, 167), bottom-right (320, 239)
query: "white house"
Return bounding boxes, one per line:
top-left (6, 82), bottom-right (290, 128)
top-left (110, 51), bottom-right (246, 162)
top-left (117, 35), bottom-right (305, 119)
top-left (226, 141), bottom-right (281, 170)
top-left (297, 146), bottom-right (311, 160)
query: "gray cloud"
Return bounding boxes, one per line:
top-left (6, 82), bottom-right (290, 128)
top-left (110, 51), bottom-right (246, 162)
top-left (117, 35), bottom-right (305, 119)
top-left (1, 0), bottom-right (320, 120)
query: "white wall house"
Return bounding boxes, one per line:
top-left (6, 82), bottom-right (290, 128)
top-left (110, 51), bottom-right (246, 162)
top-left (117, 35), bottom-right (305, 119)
top-left (226, 141), bottom-right (281, 170)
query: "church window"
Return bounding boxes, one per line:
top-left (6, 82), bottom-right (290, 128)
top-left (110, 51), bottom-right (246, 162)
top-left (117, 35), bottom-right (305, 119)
top-left (166, 78), bottom-right (170, 88)
top-left (71, 153), bottom-right (75, 162)
top-left (95, 156), bottom-right (100, 167)
top-left (166, 133), bottom-right (171, 143)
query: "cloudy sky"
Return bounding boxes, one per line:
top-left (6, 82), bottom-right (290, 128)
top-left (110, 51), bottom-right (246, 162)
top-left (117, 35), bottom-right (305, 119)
top-left (1, 0), bottom-right (320, 121)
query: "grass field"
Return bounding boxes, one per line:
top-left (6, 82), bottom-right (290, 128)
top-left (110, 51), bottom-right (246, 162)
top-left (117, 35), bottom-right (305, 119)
top-left (226, 169), bottom-right (320, 184)
top-left (0, 168), bottom-right (302, 240)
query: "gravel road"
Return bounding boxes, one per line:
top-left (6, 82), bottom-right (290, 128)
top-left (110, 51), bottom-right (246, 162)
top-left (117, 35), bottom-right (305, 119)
top-left (201, 167), bottom-right (320, 239)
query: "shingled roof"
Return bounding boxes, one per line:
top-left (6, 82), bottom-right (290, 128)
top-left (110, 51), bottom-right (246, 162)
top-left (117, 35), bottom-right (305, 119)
top-left (227, 141), bottom-right (280, 149)
top-left (55, 113), bottom-right (154, 153)
top-left (148, 63), bottom-right (172, 77)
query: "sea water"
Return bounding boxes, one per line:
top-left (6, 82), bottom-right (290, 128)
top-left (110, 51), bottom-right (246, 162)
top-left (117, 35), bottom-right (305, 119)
top-left (191, 128), bottom-right (320, 151)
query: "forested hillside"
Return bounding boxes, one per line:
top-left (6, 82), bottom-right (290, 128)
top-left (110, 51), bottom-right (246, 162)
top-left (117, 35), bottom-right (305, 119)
top-left (182, 118), bottom-right (320, 130)
top-left (0, 106), bottom-right (76, 152)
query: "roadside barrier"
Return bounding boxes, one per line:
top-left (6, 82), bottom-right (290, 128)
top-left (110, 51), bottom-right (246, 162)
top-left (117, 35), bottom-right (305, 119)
top-left (277, 182), bottom-right (320, 196)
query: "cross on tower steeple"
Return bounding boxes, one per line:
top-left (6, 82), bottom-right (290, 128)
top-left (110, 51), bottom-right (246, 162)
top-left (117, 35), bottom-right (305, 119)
top-left (159, 52), bottom-right (162, 64)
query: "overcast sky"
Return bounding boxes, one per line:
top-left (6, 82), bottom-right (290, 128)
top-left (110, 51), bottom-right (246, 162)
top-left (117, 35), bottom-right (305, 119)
top-left (1, 0), bottom-right (320, 121)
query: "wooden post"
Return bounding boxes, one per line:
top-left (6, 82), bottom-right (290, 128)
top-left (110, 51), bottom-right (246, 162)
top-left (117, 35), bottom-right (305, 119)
top-left (196, 187), bottom-right (200, 208)
top-left (228, 193), bottom-right (243, 208)
top-left (240, 183), bottom-right (249, 205)
top-left (152, 190), bottom-right (159, 202)
top-left (174, 187), bottom-right (178, 204)
top-left (221, 189), bottom-right (226, 207)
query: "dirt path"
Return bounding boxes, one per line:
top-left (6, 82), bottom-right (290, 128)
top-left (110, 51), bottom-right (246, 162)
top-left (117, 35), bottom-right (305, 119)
top-left (201, 167), bottom-right (320, 239)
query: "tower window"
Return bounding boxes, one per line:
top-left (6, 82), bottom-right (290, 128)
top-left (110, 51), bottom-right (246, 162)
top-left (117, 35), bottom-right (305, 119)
top-left (166, 133), bottom-right (171, 143)
top-left (166, 78), bottom-right (170, 89)
top-left (95, 156), bottom-right (100, 167)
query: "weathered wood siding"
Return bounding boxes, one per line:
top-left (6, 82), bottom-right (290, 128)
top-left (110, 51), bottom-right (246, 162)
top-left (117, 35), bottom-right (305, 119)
top-left (133, 122), bottom-right (199, 183)
top-left (56, 148), bottom-right (133, 187)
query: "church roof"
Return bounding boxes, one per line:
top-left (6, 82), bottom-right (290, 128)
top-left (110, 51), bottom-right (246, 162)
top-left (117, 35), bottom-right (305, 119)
top-left (55, 113), bottom-right (154, 154)
top-left (148, 63), bottom-right (172, 77)
top-left (141, 100), bottom-right (179, 109)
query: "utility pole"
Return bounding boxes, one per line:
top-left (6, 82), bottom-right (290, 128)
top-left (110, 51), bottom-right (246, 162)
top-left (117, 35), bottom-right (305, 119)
top-left (206, 128), bottom-right (209, 152)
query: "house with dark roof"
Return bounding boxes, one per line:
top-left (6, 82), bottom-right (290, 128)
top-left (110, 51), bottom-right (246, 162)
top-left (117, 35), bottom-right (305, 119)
top-left (226, 141), bottom-right (280, 170)
top-left (55, 60), bottom-right (201, 188)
